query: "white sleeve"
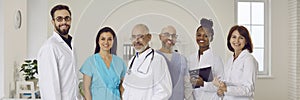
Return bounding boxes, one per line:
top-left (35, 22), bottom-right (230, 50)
top-left (37, 45), bottom-right (62, 100)
top-left (213, 56), bottom-right (224, 79)
top-left (182, 57), bottom-right (194, 100)
top-left (197, 56), bottom-right (224, 92)
top-left (151, 57), bottom-right (172, 100)
top-left (224, 56), bottom-right (258, 96)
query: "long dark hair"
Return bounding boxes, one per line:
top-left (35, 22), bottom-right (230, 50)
top-left (94, 27), bottom-right (116, 54)
top-left (227, 25), bottom-right (253, 53)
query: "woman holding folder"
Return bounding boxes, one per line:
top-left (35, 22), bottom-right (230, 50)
top-left (187, 18), bottom-right (224, 100)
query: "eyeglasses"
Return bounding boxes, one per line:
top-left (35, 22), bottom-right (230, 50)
top-left (55, 16), bottom-right (71, 22)
top-left (130, 34), bottom-right (146, 41)
top-left (161, 32), bottom-right (178, 38)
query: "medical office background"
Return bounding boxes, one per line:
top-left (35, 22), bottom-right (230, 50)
top-left (0, 0), bottom-right (299, 100)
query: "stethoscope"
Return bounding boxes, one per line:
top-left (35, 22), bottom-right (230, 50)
top-left (127, 49), bottom-right (154, 75)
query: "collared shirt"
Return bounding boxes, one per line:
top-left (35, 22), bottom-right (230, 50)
top-left (58, 33), bottom-right (72, 49)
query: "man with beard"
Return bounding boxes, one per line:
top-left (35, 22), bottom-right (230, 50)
top-left (122, 24), bottom-right (172, 100)
top-left (37, 4), bottom-right (82, 100)
top-left (156, 25), bottom-right (194, 100)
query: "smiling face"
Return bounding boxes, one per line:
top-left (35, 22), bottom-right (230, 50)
top-left (159, 26), bottom-right (177, 49)
top-left (52, 9), bottom-right (71, 35)
top-left (227, 25), bottom-right (253, 54)
top-left (131, 24), bottom-right (151, 53)
top-left (196, 27), bottom-right (211, 49)
top-left (98, 32), bottom-right (114, 52)
top-left (230, 30), bottom-right (246, 53)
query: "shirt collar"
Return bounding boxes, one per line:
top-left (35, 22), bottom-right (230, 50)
top-left (202, 48), bottom-right (212, 55)
top-left (234, 49), bottom-right (250, 59)
top-left (53, 31), bottom-right (73, 49)
top-left (136, 48), bottom-right (152, 59)
top-left (53, 31), bottom-right (72, 40)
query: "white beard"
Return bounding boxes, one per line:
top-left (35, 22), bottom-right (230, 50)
top-left (135, 44), bottom-right (149, 53)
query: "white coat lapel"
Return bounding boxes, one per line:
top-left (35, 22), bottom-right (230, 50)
top-left (53, 32), bottom-right (73, 55)
top-left (198, 49), bottom-right (213, 68)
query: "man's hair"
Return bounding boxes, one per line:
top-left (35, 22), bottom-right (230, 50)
top-left (132, 24), bottom-right (149, 34)
top-left (50, 4), bottom-right (71, 20)
top-left (160, 25), bottom-right (176, 34)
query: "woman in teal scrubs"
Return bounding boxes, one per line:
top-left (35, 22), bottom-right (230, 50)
top-left (80, 27), bottom-right (127, 100)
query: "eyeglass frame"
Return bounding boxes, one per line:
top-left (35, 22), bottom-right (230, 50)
top-left (160, 32), bottom-right (178, 39)
top-left (130, 33), bottom-right (149, 41)
top-left (54, 16), bottom-right (71, 22)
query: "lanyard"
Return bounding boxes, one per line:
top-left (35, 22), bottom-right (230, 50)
top-left (127, 49), bottom-right (154, 75)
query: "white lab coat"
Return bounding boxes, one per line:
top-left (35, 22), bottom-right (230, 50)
top-left (122, 48), bottom-right (172, 100)
top-left (37, 32), bottom-right (82, 100)
top-left (222, 50), bottom-right (258, 100)
top-left (187, 49), bottom-right (224, 100)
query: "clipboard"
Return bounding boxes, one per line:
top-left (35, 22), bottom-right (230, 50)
top-left (189, 66), bottom-right (213, 82)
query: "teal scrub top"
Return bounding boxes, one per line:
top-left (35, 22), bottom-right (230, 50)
top-left (80, 54), bottom-right (127, 100)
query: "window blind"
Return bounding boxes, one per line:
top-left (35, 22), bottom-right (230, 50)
top-left (288, 0), bottom-right (300, 99)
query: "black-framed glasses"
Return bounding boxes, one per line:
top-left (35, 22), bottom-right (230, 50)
top-left (55, 16), bottom-right (71, 22)
top-left (161, 32), bottom-right (178, 38)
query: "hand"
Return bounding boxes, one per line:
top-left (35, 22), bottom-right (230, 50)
top-left (190, 76), bottom-right (204, 87)
top-left (219, 82), bottom-right (227, 92)
top-left (212, 77), bottom-right (221, 87)
top-left (195, 76), bottom-right (204, 87)
top-left (190, 77), bottom-right (197, 87)
top-left (217, 88), bottom-right (224, 97)
top-left (217, 81), bottom-right (227, 97)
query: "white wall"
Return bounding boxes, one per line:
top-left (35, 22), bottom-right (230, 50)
top-left (0, 0), bottom-right (5, 98)
top-left (2, 0), bottom-right (27, 98)
top-left (61, 0), bottom-right (227, 68)
top-left (27, 0), bottom-right (48, 59)
top-left (254, 0), bottom-right (289, 99)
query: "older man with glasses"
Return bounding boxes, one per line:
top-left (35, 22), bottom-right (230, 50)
top-left (37, 4), bottom-right (82, 100)
top-left (122, 24), bottom-right (172, 100)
